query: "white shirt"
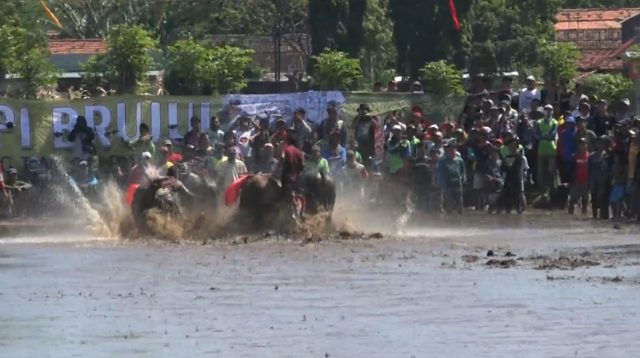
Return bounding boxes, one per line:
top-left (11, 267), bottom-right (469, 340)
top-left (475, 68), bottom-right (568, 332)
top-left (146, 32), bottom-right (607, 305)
top-left (519, 88), bottom-right (541, 112)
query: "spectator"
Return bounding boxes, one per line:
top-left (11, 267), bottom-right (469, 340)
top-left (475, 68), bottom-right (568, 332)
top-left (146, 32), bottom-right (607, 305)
top-left (321, 131), bottom-right (347, 174)
top-left (184, 116), bottom-right (209, 159)
top-left (558, 116), bottom-right (577, 184)
top-left (129, 152), bottom-right (152, 186)
top-left (217, 147), bottom-right (248, 190)
top-left (575, 116), bottom-right (597, 152)
top-left (386, 81), bottom-right (398, 92)
top-left (519, 75), bottom-right (541, 112)
top-left (254, 143), bottom-right (277, 174)
top-left (208, 116), bottom-right (225, 147)
top-left (318, 103), bottom-right (347, 147)
top-left (535, 104), bottom-right (558, 198)
top-left (372, 82), bottom-right (383, 92)
top-left (249, 117), bottom-right (271, 170)
top-left (589, 136), bottom-right (613, 219)
top-left (291, 107), bottom-right (313, 153)
top-left (614, 98), bottom-right (632, 124)
top-left (126, 123), bottom-right (155, 158)
top-left (68, 115), bottom-right (96, 161)
top-left (500, 137), bottom-right (526, 213)
top-left (386, 125), bottom-right (411, 175)
top-left (305, 145), bottom-right (330, 176)
top-left (353, 110), bottom-right (378, 169)
top-left (437, 140), bottom-right (465, 214)
top-left (588, 99), bottom-right (614, 137)
top-left (234, 116), bottom-right (255, 160)
top-left (568, 138), bottom-right (589, 215)
top-left (342, 150), bottom-right (368, 197)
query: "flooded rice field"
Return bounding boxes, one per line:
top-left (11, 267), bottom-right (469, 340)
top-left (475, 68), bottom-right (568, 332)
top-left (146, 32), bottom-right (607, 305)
top-left (2, 211), bottom-right (640, 357)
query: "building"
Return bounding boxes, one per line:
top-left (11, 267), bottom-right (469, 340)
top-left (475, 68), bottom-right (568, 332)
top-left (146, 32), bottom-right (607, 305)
top-left (48, 39), bottom-right (107, 78)
top-left (555, 8), bottom-right (640, 72)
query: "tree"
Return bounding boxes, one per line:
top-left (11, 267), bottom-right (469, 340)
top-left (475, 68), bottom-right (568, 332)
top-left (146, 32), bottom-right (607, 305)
top-left (312, 50), bottom-right (363, 90)
top-left (164, 39), bottom-right (254, 95)
top-left (361, 0), bottom-right (396, 84)
top-left (204, 46), bottom-right (254, 94)
top-left (84, 25), bottom-right (158, 94)
top-left (420, 60), bottom-right (466, 96)
top-left (308, 0), bottom-right (366, 58)
top-left (582, 74), bottom-right (634, 103)
top-left (388, 0), bottom-right (473, 78)
top-left (538, 40), bottom-right (581, 86)
top-left (0, 25), bottom-right (59, 99)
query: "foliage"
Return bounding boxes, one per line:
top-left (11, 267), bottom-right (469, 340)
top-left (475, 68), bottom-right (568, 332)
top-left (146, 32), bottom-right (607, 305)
top-left (563, 0), bottom-right (640, 7)
top-left (361, 0), bottom-right (396, 84)
top-left (582, 74), bottom-right (634, 103)
top-left (83, 25), bottom-right (158, 94)
top-left (0, 26), bottom-right (59, 99)
top-left (388, 0), bottom-right (473, 78)
top-left (538, 41), bottom-right (581, 85)
top-left (164, 39), bottom-right (254, 95)
top-left (419, 60), bottom-right (466, 96)
top-left (308, 0), bottom-right (366, 58)
top-left (312, 50), bottom-right (363, 90)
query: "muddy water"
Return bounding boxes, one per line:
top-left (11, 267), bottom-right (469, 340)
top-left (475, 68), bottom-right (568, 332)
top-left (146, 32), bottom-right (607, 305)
top-left (2, 213), bottom-right (640, 357)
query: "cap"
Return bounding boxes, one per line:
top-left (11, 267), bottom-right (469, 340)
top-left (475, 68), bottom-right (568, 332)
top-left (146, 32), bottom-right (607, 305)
top-left (494, 138), bottom-right (503, 146)
top-left (622, 98), bottom-right (631, 106)
top-left (312, 145), bottom-right (321, 152)
top-left (392, 124), bottom-right (402, 131)
top-left (490, 105), bottom-right (499, 111)
top-left (7, 167), bottom-right (17, 175)
top-left (597, 99), bottom-right (608, 105)
top-left (434, 131), bottom-right (443, 138)
top-left (78, 161), bottom-right (88, 167)
top-left (162, 139), bottom-right (172, 146)
top-left (263, 142), bottom-right (274, 149)
top-left (428, 124), bottom-right (439, 130)
top-left (565, 116), bottom-right (576, 124)
top-left (526, 75), bottom-right (536, 82)
top-left (275, 117), bottom-right (286, 124)
top-left (141, 151), bottom-right (152, 159)
top-left (543, 104), bottom-right (554, 110)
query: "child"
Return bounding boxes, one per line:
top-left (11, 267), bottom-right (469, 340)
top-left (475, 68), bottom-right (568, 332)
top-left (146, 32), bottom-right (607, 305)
top-left (610, 152), bottom-right (627, 219)
top-left (568, 138), bottom-right (589, 215)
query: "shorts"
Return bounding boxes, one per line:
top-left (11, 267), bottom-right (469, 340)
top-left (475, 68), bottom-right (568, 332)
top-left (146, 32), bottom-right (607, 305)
top-left (610, 184), bottom-right (626, 203)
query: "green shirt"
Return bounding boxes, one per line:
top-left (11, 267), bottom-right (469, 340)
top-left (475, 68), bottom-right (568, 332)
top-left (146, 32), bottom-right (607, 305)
top-left (305, 158), bottom-right (330, 175)
top-left (537, 118), bottom-right (558, 156)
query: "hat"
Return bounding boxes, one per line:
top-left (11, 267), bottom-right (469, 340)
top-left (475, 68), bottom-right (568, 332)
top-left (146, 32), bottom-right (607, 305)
top-left (392, 124), bottom-right (402, 131)
top-left (543, 104), bottom-right (553, 110)
top-left (275, 117), bottom-right (286, 124)
top-left (78, 161), bottom-right (88, 167)
top-left (312, 145), bottom-right (321, 152)
top-left (358, 103), bottom-right (371, 112)
top-left (434, 131), bottom-right (443, 138)
top-left (597, 99), bottom-right (608, 105)
top-left (428, 124), bottom-right (439, 131)
top-left (483, 99), bottom-right (494, 106)
top-left (7, 167), bottom-right (17, 175)
top-left (161, 139), bottom-right (172, 146)
top-left (141, 151), bottom-right (152, 159)
top-left (526, 75), bottom-right (536, 82)
top-left (565, 116), bottom-right (576, 124)
top-left (621, 98), bottom-right (631, 106)
top-left (494, 138), bottom-right (503, 146)
top-left (500, 100), bottom-right (511, 107)
top-left (490, 105), bottom-right (499, 111)
top-left (263, 142), bottom-right (274, 149)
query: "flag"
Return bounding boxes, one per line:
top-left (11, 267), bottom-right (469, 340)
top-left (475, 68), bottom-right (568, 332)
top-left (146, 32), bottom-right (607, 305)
top-left (448, 0), bottom-right (461, 32)
top-left (40, 0), bottom-right (63, 29)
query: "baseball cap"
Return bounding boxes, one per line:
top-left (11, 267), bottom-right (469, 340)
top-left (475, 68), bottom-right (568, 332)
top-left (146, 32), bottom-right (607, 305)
top-left (526, 75), bottom-right (536, 82)
top-left (141, 151), bottom-right (152, 159)
top-left (543, 104), bottom-right (554, 110)
top-left (392, 124), bottom-right (402, 131)
top-left (162, 139), bottom-right (172, 146)
top-left (621, 98), bottom-right (631, 106)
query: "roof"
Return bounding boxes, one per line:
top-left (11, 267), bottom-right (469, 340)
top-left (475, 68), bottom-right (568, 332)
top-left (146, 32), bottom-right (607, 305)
top-left (555, 20), bottom-right (621, 31)
top-left (578, 37), bottom-right (636, 71)
top-left (555, 8), bottom-right (640, 31)
top-left (48, 39), bottom-right (107, 55)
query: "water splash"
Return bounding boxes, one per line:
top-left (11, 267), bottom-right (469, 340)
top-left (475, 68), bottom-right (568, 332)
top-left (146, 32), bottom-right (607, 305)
top-left (49, 156), bottom-right (113, 237)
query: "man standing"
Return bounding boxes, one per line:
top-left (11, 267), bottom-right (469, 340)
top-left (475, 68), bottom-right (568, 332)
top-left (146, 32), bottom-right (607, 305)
top-left (437, 140), bottom-right (465, 214)
top-left (217, 147), bottom-right (248, 190)
top-left (208, 116), bottom-right (225, 147)
top-left (519, 76), bottom-right (541, 113)
top-left (318, 103), bottom-right (347, 147)
top-left (535, 104), bottom-right (558, 198)
top-left (291, 108), bottom-right (313, 153)
top-left (588, 99), bottom-right (614, 137)
top-left (558, 117), bottom-right (577, 184)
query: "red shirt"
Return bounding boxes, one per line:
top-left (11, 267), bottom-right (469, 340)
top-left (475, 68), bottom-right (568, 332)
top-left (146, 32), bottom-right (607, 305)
top-left (282, 143), bottom-right (304, 183)
top-left (574, 151), bottom-right (589, 184)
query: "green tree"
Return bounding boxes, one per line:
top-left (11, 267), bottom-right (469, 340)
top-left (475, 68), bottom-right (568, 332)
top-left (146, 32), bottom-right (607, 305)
top-left (388, 0), bottom-right (473, 78)
top-left (361, 0), bottom-right (396, 84)
top-left (0, 26), bottom-right (59, 99)
top-left (538, 40), bottom-right (581, 86)
top-left (308, 0), bottom-right (366, 58)
top-left (84, 25), bottom-right (158, 94)
top-left (312, 50), bottom-right (363, 90)
top-left (419, 60), bottom-right (466, 96)
top-left (203, 46), bottom-right (254, 94)
top-left (164, 40), bottom-right (254, 95)
top-left (582, 74), bottom-right (634, 103)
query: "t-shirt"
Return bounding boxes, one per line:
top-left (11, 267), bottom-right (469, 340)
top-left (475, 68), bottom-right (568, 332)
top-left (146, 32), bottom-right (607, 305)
top-left (536, 118), bottom-right (558, 156)
top-left (574, 151), bottom-right (589, 184)
top-left (235, 129), bottom-right (253, 158)
top-left (519, 88), bottom-right (541, 112)
top-left (217, 158), bottom-right (248, 190)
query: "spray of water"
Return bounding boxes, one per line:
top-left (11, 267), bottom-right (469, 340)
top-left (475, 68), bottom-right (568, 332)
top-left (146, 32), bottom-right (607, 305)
top-left (49, 156), bottom-right (114, 238)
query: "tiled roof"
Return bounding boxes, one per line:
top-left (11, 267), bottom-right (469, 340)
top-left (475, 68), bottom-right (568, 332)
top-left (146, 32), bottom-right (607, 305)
top-left (577, 37), bottom-right (636, 71)
top-left (555, 20), bottom-right (621, 30)
top-left (48, 39), bottom-right (107, 55)
top-left (556, 8), bottom-right (640, 23)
